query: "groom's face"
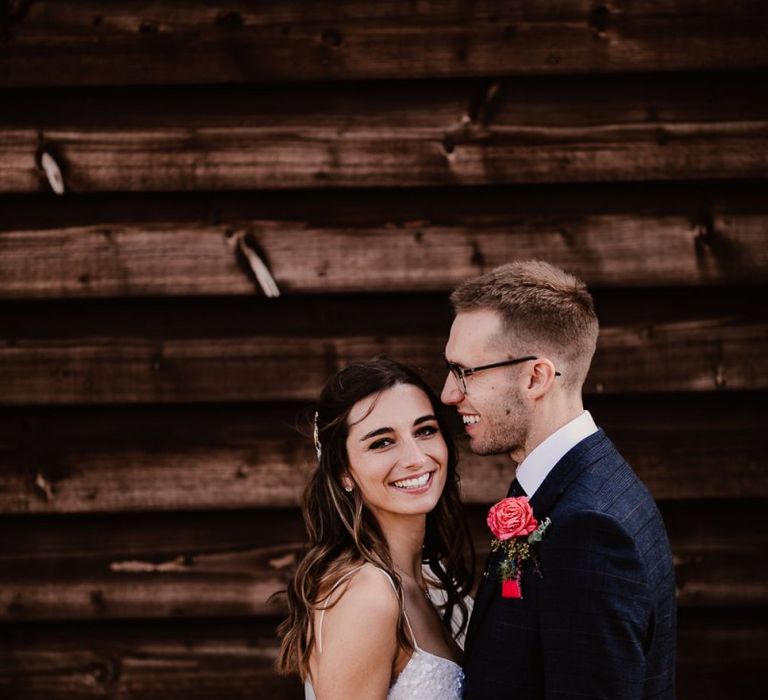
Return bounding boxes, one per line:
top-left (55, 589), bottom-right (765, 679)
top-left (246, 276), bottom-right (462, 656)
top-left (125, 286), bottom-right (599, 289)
top-left (441, 309), bottom-right (531, 456)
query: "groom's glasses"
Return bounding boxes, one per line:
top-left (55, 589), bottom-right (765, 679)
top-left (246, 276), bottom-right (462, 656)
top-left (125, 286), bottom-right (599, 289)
top-left (445, 356), bottom-right (561, 395)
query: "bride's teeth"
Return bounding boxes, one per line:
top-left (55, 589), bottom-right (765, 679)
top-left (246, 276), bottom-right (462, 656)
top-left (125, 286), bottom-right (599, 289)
top-left (393, 472), bottom-right (431, 489)
top-left (462, 414), bottom-right (480, 425)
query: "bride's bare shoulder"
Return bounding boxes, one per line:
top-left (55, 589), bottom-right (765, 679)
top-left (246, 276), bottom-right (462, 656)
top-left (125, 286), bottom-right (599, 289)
top-left (331, 563), bottom-right (398, 619)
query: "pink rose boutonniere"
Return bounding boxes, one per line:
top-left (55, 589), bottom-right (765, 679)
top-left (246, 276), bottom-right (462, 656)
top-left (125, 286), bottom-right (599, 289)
top-left (487, 496), bottom-right (551, 599)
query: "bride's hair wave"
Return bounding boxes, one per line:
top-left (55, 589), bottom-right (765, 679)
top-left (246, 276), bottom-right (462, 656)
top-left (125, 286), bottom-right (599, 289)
top-left (276, 356), bottom-right (474, 679)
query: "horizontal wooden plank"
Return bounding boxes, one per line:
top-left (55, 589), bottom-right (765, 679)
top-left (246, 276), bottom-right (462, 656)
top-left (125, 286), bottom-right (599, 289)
top-left (2, 75), bottom-right (768, 192)
top-left (0, 500), bottom-right (765, 621)
top-left (3, 612), bottom-right (765, 699)
top-left (2, 208), bottom-right (767, 298)
top-left (0, 619), bottom-right (302, 699)
top-left (1, 1), bottom-right (767, 87)
top-left (0, 393), bottom-right (765, 514)
top-left (0, 312), bottom-right (765, 405)
top-left (676, 608), bottom-right (768, 699)
top-left (5, 181), bottom-right (768, 233)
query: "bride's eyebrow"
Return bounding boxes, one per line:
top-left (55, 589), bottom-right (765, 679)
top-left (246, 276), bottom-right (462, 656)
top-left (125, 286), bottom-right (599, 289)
top-left (359, 414), bottom-right (437, 441)
top-left (413, 414), bottom-right (436, 426)
top-left (360, 426), bottom-right (393, 442)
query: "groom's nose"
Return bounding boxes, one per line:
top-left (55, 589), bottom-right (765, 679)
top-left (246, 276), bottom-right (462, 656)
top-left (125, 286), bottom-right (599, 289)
top-left (441, 372), bottom-right (463, 405)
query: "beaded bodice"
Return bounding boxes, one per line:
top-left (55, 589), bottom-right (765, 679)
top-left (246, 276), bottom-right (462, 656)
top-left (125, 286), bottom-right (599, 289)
top-left (304, 647), bottom-right (463, 699)
top-left (385, 646), bottom-right (464, 699)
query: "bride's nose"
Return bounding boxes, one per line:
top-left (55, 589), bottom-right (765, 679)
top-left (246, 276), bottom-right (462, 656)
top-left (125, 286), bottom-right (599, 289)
top-left (400, 437), bottom-right (428, 469)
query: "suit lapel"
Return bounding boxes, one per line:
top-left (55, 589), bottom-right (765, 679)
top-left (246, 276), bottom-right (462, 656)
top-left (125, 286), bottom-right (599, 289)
top-left (530, 429), bottom-right (609, 516)
top-left (465, 430), bottom-right (611, 658)
top-left (464, 546), bottom-right (503, 658)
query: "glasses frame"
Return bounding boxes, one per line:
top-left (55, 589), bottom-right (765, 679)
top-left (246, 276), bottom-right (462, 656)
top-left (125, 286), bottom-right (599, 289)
top-left (445, 355), bottom-right (561, 395)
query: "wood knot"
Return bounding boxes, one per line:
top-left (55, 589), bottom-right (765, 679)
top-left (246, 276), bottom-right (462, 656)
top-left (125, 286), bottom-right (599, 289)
top-left (34, 471), bottom-right (55, 501)
top-left (441, 134), bottom-right (456, 156)
top-left (715, 363), bottom-right (726, 388)
top-left (90, 589), bottom-right (106, 610)
top-left (36, 145), bottom-right (66, 195)
top-left (216, 11), bottom-right (244, 29)
top-left (470, 241), bottom-right (485, 268)
top-left (588, 5), bottom-right (611, 35)
top-left (321, 29), bottom-right (344, 48)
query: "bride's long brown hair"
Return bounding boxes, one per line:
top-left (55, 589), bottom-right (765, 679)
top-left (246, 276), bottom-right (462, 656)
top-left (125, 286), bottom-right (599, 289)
top-left (276, 356), bottom-right (474, 679)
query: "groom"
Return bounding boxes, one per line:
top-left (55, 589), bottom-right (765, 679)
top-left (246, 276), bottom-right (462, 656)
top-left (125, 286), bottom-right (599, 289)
top-left (441, 261), bottom-right (676, 698)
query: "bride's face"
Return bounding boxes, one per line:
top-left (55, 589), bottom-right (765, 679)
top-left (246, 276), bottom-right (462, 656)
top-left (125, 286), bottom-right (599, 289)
top-left (344, 383), bottom-right (448, 522)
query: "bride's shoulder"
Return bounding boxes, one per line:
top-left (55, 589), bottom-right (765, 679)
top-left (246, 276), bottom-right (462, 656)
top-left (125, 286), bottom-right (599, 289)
top-left (331, 563), bottom-right (398, 619)
top-left (316, 563), bottom-right (399, 664)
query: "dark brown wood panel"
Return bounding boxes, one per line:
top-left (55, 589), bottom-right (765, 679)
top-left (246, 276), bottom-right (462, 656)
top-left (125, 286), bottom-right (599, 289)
top-left (2, 210), bottom-right (766, 298)
top-left (3, 75), bottom-right (768, 192)
top-left (1, 1), bottom-right (767, 87)
top-left (3, 612), bottom-right (762, 699)
top-left (0, 2), bottom-right (765, 698)
top-left (0, 500), bottom-right (765, 621)
top-left (1, 615), bottom-right (764, 699)
top-left (0, 394), bottom-right (764, 514)
top-left (0, 619), bottom-right (302, 699)
top-left (0, 315), bottom-right (765, 405)
top-left (676, 608), bottom-right (768, 699)
top-left (4, 182), bottom-right (768, 232)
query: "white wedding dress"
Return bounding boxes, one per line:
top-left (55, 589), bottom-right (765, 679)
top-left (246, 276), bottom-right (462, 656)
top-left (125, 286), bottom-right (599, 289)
top-left (304, 567), bottom-right (465, 699)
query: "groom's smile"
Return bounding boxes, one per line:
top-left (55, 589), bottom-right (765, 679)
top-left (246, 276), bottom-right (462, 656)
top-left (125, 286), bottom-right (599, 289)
top-left (462, 413), bottom-right (481, 426)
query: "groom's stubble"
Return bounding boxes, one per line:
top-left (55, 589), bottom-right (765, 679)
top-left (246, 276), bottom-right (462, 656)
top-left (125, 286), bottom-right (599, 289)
top-left (469, 382), bottom-right (531, 457)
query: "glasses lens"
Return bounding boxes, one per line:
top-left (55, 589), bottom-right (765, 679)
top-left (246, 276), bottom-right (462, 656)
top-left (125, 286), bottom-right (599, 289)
top-left (447, 362), bottom-right (466, 394)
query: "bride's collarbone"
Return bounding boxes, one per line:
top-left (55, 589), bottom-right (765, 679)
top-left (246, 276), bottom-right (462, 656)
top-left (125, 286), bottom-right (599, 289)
top-left (401, 585), bottom-right (459, 663)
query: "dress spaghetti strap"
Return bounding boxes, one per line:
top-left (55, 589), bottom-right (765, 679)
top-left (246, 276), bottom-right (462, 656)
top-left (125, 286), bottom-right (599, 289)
top-left (316, 567), bottom-right (362, 654)
top-left (316, 565), bottom-right (418, 653)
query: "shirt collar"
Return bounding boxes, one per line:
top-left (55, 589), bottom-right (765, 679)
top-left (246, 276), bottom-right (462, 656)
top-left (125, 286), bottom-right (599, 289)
top-left (515, 410), bottom-right (598, 497)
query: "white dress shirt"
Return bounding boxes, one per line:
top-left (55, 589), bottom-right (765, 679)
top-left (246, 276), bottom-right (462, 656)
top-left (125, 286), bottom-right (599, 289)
top-left (515, 411), bottom-right (598, 497)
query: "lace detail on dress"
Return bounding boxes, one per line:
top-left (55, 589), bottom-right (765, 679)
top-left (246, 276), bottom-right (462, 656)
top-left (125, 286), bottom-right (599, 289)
top-left (387, 647), bottom-right (464, 700)
top-left (304, 566), bottom-right (464, 700)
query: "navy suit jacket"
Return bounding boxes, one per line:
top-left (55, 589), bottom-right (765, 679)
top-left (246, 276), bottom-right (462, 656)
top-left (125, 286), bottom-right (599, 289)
top-left (463, 430), bottom-right (676, 699)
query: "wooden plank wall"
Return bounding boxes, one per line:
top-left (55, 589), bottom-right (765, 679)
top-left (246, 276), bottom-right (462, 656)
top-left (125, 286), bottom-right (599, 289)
top-left (1, 2), bottom-right (767, 697)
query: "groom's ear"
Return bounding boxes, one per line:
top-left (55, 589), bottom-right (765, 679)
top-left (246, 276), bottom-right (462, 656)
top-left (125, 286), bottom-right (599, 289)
top-left (526, 358), bottom-right (558, 399)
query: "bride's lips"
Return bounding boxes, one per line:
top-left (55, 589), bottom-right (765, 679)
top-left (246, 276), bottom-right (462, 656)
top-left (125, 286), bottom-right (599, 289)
top-left (389, 470), bottom-right (435, 494)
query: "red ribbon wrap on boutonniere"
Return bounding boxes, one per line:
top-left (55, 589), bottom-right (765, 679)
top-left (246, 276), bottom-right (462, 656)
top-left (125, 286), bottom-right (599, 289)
top-left (487, 497), bottom-right (551, 599)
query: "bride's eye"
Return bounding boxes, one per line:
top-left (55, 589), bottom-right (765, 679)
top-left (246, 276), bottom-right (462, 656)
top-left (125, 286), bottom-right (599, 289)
top-left (415, 424), bottom-right (438, 438)
top-left (369, 437), bottom-right (394, 450)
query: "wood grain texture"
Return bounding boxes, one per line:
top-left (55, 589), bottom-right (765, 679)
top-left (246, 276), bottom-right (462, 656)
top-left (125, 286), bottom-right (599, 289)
top-left (0, 608), bottom-right (768, 700)
top-left (676, 608), bottom-right (768, 700)
top-left (2, 74), bottom-right (768, 192)
top-left (1, 1), bottom-right (767, 86)
top-left (3, 612), bottom-right (763, 699)
top-left (0, 315), bottom-right (764, 405)
top-left (0, 500), bottom-right (765, 621)
top-left (0, 394), bottom-right (764, 514)
top-left (0, 619), bottom-right (302, 699)
top-left (2, 210), bottom-right (767, 298)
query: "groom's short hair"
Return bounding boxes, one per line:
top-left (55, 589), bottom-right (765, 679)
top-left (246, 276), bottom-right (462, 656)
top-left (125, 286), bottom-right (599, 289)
top-left (450, 260), bottom-right (599, 391)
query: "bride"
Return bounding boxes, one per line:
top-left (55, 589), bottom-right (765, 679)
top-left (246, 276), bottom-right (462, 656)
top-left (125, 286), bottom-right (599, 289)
top-left (277, 357), bottom-right (474, 699)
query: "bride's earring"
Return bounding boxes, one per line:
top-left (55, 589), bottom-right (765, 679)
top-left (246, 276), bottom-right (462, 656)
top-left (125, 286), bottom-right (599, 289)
top-left (342, 477), bottom-right (354, 493)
